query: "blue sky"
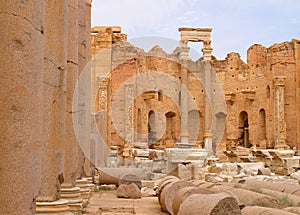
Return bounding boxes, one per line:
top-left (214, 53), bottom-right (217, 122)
top-left (91, 0), bottom-right (300, 61)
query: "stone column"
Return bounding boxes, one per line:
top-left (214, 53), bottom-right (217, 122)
top-left (0, 1), bottom-right (44, 214)
top-left (178, 40), bottom-right (190, 144)
top-left (202, 40), bottom-right (213, 61)
top-left (37, 0), bottom-right (68, 206)
top-left (125, 84), bottom-right (134, 145)
top-left (83, 0), bottom-right (93, 177)
top-left (180, 67), bottom-right (189, 144)
top-left (76, 0), bottom-right (91, 180)
top-left (294, 39), bottom-right (300, 149)
top-left (61, 0), bottom-right (83, 212)
top-left (204, 61), bottom-right (213, 152)
top-left (178, 40), bottom-right (190, 59)
top-left (274, 76), bottom-right (287, 148)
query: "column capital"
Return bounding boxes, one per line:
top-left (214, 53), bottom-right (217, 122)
top-left (274, 76), bottom-right (286, 86)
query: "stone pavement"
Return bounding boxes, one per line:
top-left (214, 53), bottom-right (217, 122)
top-left (84, 190), bottom-right (168, 215)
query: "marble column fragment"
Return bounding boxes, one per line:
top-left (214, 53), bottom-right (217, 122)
top-left (0, 1), bottom-right (44, 214)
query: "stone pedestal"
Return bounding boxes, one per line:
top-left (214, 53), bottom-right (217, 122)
top-left (61, 187), bottom-right (83, 215)
top-left (36, 199), bottom-right (72, 215)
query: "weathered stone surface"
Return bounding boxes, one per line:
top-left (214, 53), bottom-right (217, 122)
top-left (178, 163), bottom-right (193, 180)
top-left (177, 193), bottom-right (241, 215)
top-left (238, 177), bottom-right (300, 195)
top-left (173, 186), bottom-right (215, 215)
top-left (226, 187), bottom-right (279, 207)
top-left (283, 207), bottom-right (300, 214)
top-left (160, 180), bottom-right (195, 214)
top-left (237, 162), bottom-right (265, 175)
top-left (116, 183), bottom-right (141, 199)
top-left (242, 206), bottom-right (295, 215)
top-left (258, 167), bottom-right (272, 176)
top-left (119, 173), bottom-right (142, 189)
top-left (0, 1), bottom-right (44, 214)
top-left (157, 177), bottom-right (179, 203)
top-left (141, 187), bottom-right (156, 197)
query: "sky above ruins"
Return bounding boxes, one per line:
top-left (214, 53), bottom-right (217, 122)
top-left (92, 0), bottom-right (300, 61)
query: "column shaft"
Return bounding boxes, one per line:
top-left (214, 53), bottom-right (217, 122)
top-left (38, 0), bottom-right (68, 201)
top-left (204, 61), bottom-right (213, 151)
top-left (0, 1), bottom-right (44, 214)
top-left (64, 0), bottom-right (79, 187)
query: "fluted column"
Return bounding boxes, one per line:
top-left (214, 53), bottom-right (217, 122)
top-left (0, 1), bottom-right (44, 214)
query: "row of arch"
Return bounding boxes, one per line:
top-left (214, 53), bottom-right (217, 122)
top-left (135, 108), bottom-right (267, 149)
top-left (136, 109), bottom-right (203, 148)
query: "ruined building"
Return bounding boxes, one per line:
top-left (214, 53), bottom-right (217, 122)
top-left (1, 1), bottom-right (300, 213)
top-left (91, 26), bottom-right (300, 162)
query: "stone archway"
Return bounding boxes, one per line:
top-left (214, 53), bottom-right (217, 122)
top-left (258, 109), bottom-right (267, 147)
top-left (239, 111), bottom-right (250, 148)
top-left (148, 110), bottom-right (156, 147)
top-left (164, 111), bottom-right (177, 147)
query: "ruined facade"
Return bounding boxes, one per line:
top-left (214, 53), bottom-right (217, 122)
top-left (91, 26), bottom-right (300, 160)
top-left (0, 1), bottom-right (93, 214)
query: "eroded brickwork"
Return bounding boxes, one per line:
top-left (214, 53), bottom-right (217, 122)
top-left (92, 26), bottom-right (299, 152)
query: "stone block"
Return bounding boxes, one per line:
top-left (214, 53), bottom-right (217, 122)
top-left (237, 162), bottom-right (265, 175)
top-left (257, 167), bottom-right (272, 176)
top-left (152, 160), bottom-right (165, 173)
top-left (149, 149), bottom-right (165, 160)
top-left (178, 163), bottom-right (193, 180)
top-left (116, 183), bottom-right (141, 199)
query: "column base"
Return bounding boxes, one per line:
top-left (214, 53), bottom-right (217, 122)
top-left (61, 186), bottom-right (83, 215)
top-left (76, 178), bottom-right (95, 207)
top-left (274, 144), bottom-right (290, 150)
top-left (36, 199), bottom-right (72, 215)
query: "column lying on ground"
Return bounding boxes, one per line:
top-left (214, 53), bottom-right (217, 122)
top-left (0, 1), bottom-right (44, 214)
